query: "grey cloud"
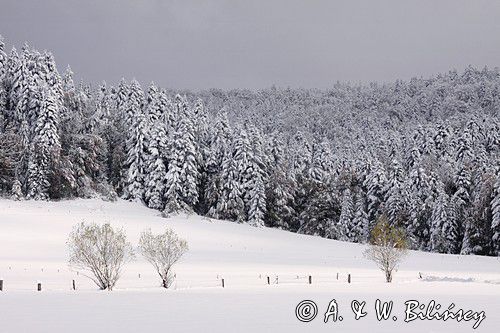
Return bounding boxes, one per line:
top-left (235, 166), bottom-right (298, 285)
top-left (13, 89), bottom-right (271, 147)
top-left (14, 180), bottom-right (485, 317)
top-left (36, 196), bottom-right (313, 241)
top-left (1, 0), bottom-right (499, 89)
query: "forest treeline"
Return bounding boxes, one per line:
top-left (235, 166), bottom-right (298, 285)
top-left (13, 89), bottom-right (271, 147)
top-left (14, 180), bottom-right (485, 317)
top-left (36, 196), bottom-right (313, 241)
top-left (0, 35), bottom-right (499, 256)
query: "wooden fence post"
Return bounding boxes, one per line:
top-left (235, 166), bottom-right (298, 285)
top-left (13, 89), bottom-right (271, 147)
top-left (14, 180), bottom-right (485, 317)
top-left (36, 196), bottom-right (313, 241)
top-left (37, 283), bottom-right (42, 291)
top-left (348, 274), bottom-right (351, 284)
top-left (308, 275), bottom-right (312, 284)
top-left (336, 273), bottom-right (339, 280)
top-left (267, 276), bottom-right (270, 285)
top-left (0, 280), bottom-right (3, 291)
top-left (221, 278), bottom-right (225, 288)
top-left (72, 280), bottom-right (76, 290)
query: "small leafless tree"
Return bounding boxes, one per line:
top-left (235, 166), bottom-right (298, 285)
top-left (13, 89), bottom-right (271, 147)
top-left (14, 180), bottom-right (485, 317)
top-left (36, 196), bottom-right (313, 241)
top-left (363, 215), bottom-right (408, 283)
top-left (139, 228), bottom-right (188, 288)
top-left (67, 222), bottom-right (134, 290)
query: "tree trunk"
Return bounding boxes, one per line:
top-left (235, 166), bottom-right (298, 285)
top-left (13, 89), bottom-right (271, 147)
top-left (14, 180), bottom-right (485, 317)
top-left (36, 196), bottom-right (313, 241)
top-left (385, 270), bottom-right (392, 283)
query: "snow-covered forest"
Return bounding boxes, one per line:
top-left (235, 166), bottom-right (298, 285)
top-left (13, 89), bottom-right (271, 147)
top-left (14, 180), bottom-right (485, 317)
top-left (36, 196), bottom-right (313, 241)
top-left (0, 35), bottom-right (499, 257)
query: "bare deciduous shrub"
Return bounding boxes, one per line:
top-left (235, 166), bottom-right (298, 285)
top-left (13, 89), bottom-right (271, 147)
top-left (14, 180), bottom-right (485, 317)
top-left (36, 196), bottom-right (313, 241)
top-left (67, 222), bottom-right (134, 290)
top-left (139, 228), bottom-right (188, 288)
top-left (363, 215), bottom-right (408, 283)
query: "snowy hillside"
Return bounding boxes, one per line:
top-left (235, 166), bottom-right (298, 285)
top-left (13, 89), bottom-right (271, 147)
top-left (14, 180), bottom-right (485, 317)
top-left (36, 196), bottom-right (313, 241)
top-left (0, 198), bottom-right (499, 332)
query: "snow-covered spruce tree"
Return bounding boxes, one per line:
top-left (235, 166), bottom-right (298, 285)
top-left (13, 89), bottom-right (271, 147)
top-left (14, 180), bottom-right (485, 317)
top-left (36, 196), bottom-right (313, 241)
top-left (289, 132), bottom-right (314, 230)
top-left (216, 144), bottom-right (245, 222)
top-left (230, 127), bottom-right (254, 220)
top-left (308, 138), bottom-right (333, 184)
top-left (352, 191), bottom-right (369, 242)
top-left (163, 149), bottom-right (182, 214)
top-left (216, 127), bottom-right (257, 222)
top-left (264, 134), bottom-right (295, 229)
top-left (485, 121), bottom-right (499, 157)
top-left (143, 84), bottom-right (168, 210)
top-left (116, 79), bottom-right (130, 115)
top-left (0, 128), bottom-right (22, 193)
top-left (461, 170), bottom-right (494, 255)
top-left (429, 188), bottom-right (448, 253)
top-left (265, 167), bottom-right (295, 229)
top-left (10, 177), bottom-right (22, 200)
top-left (144, 134), bottom-right (167, 209)
top-left (441, 201), bottom-right (460, 254)
top-left (62, 65), bottom-right (75, 96)
top-left (295, 136), bottom-right (339, 236)
top-left (7, 47), bottom-right (29, 126)
top-left (57, 76), bottom-right (93, 198)
top-left (404, 141), bottom-right (421, 171)
top-left (124, 79), bottom-right (143, 127)
top-left (244, 126), bottom-right (267, 227)
top-left (72, 83), bottom-right (107, 190)
top-left (192, 99), bottom-right (211, 213)
top-left (406, 165), bottom-right (433, 250)
top-left (4, 46), bottom-right (20, 103)
top-left (413, 125), bottom-right (435, 157)
top-left (39, 52), bottom-right (64, 117)
top-left (10, 44), bottom-right (33, 127)
top-left (123, 80), bottom-right (147, 201)
top-left (26, 75), bottom-right (43, 129)
top-left (27, 87), bottom-right (61, 200)
top-left (433, 122), bottom-right (451, 155)
top-left (163, 96), bottom-right (199, 215)
top-left (427, 171), bottom-right (441, 203)
top-left (233, 127), bottom-right (252, 180)
top-left (105, 80), bottom-right (129, 192)
top-left (492, 167), bottom-right (500, 256)
top-left (446, 165), bottom-right (472, 253)
top-left (246, 171), bottom-right (266, 227)
top-left (157, 88), bottom-right (175, 128)
top-left (330, 188), bottom-right (353, 241)
top-left (14, 119), bottom-right (31, 194)
top-left (455, 127), bottom-right (474, 164)
top-left (291, 131), bottom-right (312, 177)
top-left (206, 112), bottom-right (232, 218)
top-left (147, 102), bottom-right (171, 222)
top-left (363, 159), bottom-right (387, 232)
top-left (0, 35), bottom-right (7, 121)
top-left (7, 45), bottom-right (69, 199)
top-left (453, 166), bottom-right (472, 208)
top-left (124, 112), bottom-right (148, 201)
top-left (83, 82), bottom-right (108, 134)
top-left (384, 159), bottom-right (406, 227)
top-left (298, 177), bottom-right (339, 237)
top-left (176, 96), bottom-right (199, 210)
top-left (145, 83), bottom-right (161, 121)
top-left (0, 34), bottom-right (6, 76)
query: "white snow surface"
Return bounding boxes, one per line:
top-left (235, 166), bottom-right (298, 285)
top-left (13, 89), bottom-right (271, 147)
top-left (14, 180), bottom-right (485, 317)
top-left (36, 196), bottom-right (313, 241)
top-left (0, 198), bottom-right (499, 332)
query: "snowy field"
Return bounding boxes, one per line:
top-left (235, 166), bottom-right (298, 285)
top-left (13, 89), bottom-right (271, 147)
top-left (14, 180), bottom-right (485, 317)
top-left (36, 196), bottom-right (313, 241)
top-left (0, 199), bottom-right (499, 332)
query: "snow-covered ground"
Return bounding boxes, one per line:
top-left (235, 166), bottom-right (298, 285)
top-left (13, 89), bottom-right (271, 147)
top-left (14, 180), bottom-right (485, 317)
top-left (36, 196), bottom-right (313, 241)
top-left (0, 199), bottom-right (499, 332)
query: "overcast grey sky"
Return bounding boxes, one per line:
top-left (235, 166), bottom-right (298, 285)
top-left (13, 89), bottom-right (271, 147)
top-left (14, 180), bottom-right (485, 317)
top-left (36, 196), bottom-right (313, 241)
top-left (1, 0), bottom-right (499, 89)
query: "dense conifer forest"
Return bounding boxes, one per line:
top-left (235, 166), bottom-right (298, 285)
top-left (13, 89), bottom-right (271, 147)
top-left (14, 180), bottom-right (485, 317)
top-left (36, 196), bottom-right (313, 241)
top-left (0, 35), bottom-right (499, 256)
